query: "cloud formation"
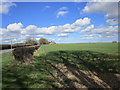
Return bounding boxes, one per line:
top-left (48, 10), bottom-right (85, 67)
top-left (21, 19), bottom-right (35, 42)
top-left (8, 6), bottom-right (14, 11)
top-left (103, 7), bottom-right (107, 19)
top-left (0, 1), bottom-right (16, 14)
top-left (7, 23), bottom-right (23, 31)
top-left (45, 6), bottom-right (51, 8)
top-left (57, 33), bottom-right (68, 37)
top-left (80, 25), bottom-right (118, 40)
top-left (1, 17), bottom-right (91, 43)
top-left (82, 2), bottom-right (118, 25)
top-left (56, 6), bottom-right (69, 18)
top-left (59, 7), bottom-right (68, 10)
top-left (1, 17), bottom-right (118, 43)
top-left (80, 25), bottom-right (94, 33)
top-left (56, 11), bottom-right (69, 18)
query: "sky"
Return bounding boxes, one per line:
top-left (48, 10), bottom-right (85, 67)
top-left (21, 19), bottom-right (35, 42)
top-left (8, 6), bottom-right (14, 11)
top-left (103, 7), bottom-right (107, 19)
top-left (0, 1), bottom-right (119, 44)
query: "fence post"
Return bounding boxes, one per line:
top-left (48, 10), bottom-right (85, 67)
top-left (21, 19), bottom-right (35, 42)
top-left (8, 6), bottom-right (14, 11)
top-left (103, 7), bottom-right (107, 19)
top-left (11, 40), bottom-right (12, 50)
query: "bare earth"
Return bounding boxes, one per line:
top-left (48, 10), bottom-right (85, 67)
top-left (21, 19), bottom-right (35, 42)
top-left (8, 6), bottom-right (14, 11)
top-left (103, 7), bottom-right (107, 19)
top-left (47, 62), bottom-right (120, 89)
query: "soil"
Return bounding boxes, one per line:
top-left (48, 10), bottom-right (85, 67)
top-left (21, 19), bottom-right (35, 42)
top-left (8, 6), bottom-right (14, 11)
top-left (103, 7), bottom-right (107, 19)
top-left (48, 62), bottom-right (120, 89)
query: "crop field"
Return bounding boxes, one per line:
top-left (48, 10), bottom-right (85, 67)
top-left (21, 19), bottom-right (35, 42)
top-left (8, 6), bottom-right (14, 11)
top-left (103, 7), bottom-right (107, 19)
top-left (38, 43), bottom-right (119, 55)
top-left (2, 43), bottom-right (120, 89)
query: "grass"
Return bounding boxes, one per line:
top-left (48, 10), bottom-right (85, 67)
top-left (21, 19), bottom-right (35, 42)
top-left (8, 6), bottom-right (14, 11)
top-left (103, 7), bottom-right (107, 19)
top-left (2, 57), bottom-right (57, 88)
top-left (1, 43), bottom-right (119, 67)
top-left (38, 43), bottom-right (119, 55)
top-left (44, 50), bottom-right (120, 73)
top-left (2, 43), bottom-right (120, 88)
top-left (1, 51), bottom-right (57, 88)
top-left (1, 52), bottom-right (14, 67)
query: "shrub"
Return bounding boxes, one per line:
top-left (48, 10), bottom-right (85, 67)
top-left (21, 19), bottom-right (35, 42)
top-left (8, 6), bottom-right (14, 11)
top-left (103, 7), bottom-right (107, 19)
top-left (0, 44), bottom-right (11, 50)
top-left (112, 41), bottom-right (117, 43)
top-left (13, 45), bottom-right (40, 62)
top-left (25, 37), bottom-right (38, 45)
top-left (39, 38), bottom-right (49, 45)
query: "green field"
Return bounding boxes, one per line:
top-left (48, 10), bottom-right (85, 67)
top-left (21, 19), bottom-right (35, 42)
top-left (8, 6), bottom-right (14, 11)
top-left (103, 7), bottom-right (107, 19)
top-left (38, 43), bottom-right (119, 55)
top-left (2, 43), bottom-right (120, 88)
top-left (1, 43), bottom-right (119, 67)
top-left (38, 43), bottom-right (119, 72)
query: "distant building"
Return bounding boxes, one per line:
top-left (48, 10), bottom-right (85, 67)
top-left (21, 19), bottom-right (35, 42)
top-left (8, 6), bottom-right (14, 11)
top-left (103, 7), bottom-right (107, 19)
top-left (49, 41), bottom-right (56, 45)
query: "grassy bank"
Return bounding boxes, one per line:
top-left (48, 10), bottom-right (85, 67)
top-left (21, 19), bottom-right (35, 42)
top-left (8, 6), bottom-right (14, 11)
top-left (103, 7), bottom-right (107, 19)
top-left (1, 52), bottom-right (13, 67)
top-left (2, 43), bottom-right (120, 88)
top-left (1, 51), bottom-right (56, 88)
top-left (2, 57), bottom-right (56, 88)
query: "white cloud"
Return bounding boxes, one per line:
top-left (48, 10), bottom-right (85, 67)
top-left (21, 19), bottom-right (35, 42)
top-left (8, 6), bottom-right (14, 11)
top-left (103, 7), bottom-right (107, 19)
top-left (59, 7), bottom-right (68, 10)
top-left (57, 33), bottom-right (68, 37)
top-left (80, 37), bottom-right (94, 39)
top-left (80, 34), bottom-right (96, 39)
top-left (82, 2), bottom-right (118, 25)
top-left (90, 26), bottom-right (118, 34)
top-left (57, 11), bottom-right (69, 18)
top-left (80, 34), bottom-right (96, 37)
top-left (45, 6), bottom-right (50, 8)
top-left (0, 1), bottom-right (16, 14)
top-left (80, 25), bottom-right (118, 40)
top-left (7, 23), bottom-right (23, 31)
top-left (80, 24), bottom-right (94, 33)
top-left (1, 17), bottom-right (91, 36)
top-left (0, 28), bottom-right (8, 35)
top-left (37, 27), bottom-right (56, 35)
top-left (1, 17), bottom-right (92, 43)
top-left (63, 29), bottom-right (76, 33)
top-left (36, 35), bottom-right (45, 37)
top-left (26, 25), bottom-right (37, 30)
top-left (72, 17), bottom-right (91, 26)
top-left (56, 6), bottom-right (69, 18)
top-left (1, 20), bottom-right (118, 43)
top-left (61, 24), bottom-right (79, 33)
top-left (106, 19), bottom-right (118, 26)
top-left (2, 40), bottom-right (10, 43)
top-left (81, 25), bottom-right (118, 37)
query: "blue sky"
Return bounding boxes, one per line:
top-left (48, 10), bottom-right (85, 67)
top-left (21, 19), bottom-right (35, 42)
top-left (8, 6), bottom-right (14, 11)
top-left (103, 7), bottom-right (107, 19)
top-left (0, 2), bottom-right (119, 44)
top-left (2, 2), bottom-right (107, 28)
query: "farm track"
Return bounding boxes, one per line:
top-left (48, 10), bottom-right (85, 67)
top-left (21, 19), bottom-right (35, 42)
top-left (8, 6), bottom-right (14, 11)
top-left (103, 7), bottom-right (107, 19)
top-left (46, 62), bottom-right (120, 89)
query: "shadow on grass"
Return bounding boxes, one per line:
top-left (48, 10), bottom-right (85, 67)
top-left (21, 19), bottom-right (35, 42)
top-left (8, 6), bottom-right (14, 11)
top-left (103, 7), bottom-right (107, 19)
top-left (44, 50), bottom-right (120, 88)
top-left (2, 57), bottom-right (57, 89)
top-left (46, 50), bottom-right (120, 73)
top-left (2, 50), bottom-right (120, 89)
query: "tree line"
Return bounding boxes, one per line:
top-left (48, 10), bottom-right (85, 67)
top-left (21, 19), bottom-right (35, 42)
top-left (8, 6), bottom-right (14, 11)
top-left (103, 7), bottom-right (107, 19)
top-left (25, 37), bottom-right (55, 45)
